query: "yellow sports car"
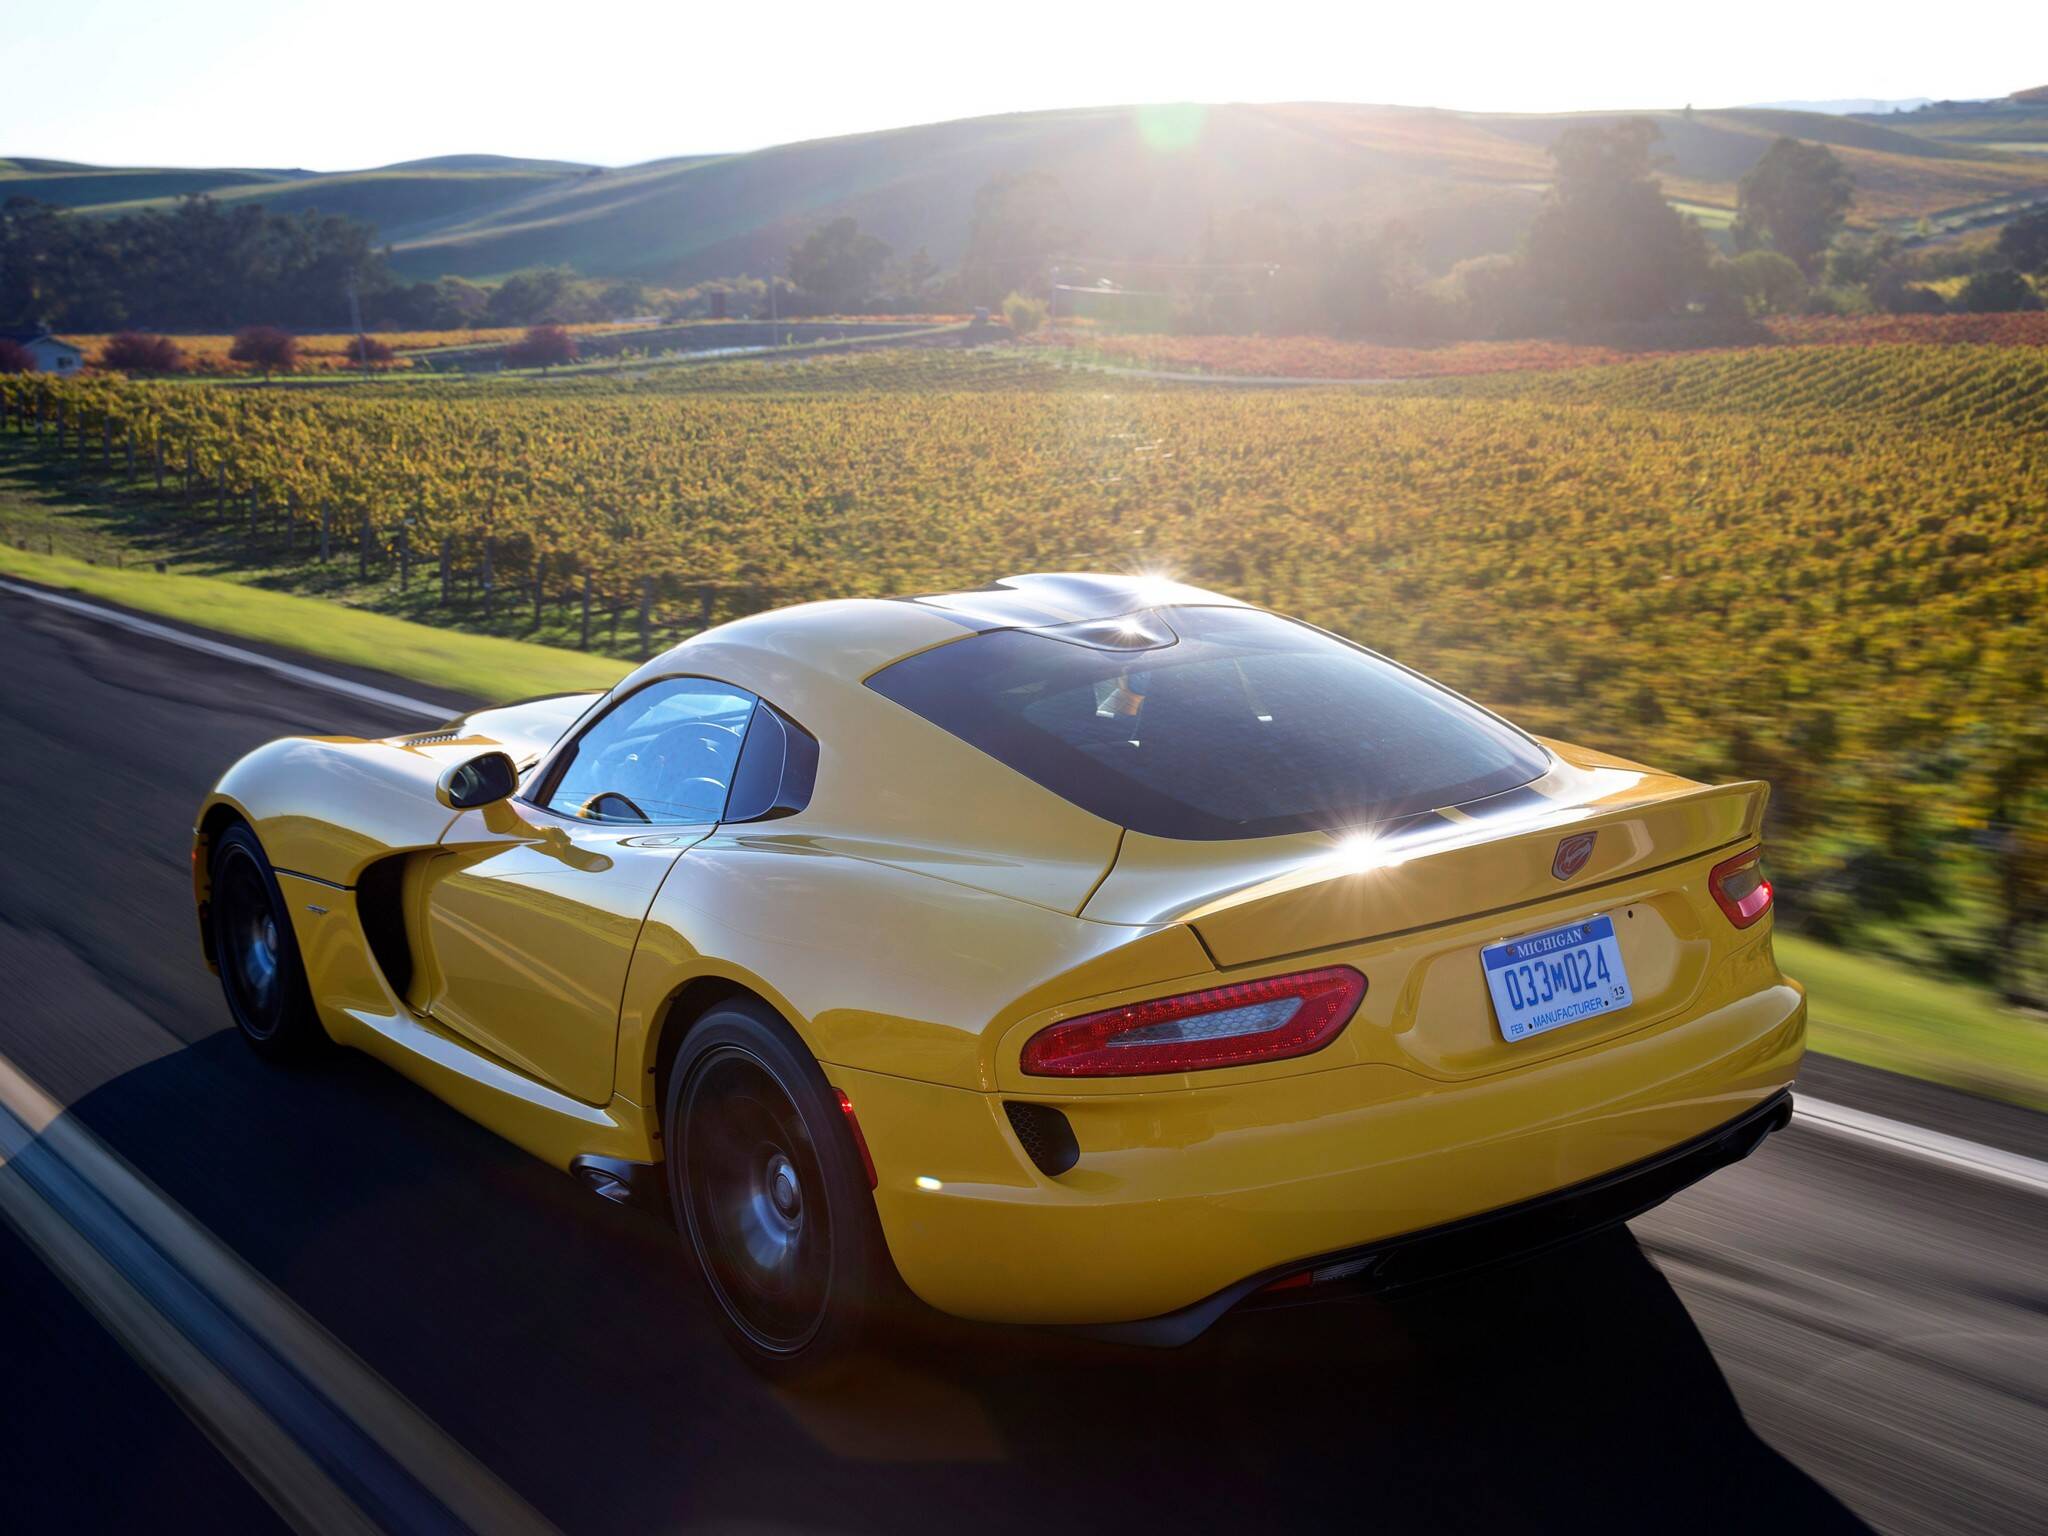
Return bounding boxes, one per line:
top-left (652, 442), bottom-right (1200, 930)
top-left (194, 573), bottom-right (1802, 1373)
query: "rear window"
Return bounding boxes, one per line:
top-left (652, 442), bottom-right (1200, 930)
top-left (867, 606), bottom-right (1548, 840)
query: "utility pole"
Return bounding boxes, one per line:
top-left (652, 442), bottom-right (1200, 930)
top-left (348, 283), bottom-right (369, 380)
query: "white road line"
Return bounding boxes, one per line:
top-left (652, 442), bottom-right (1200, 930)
top-left (0, 1051), bottom-right (560, 1535)
top-left (0, 577), bottom-right (449, 720)
top-left (1794, 1096), bottom-right (2048, 1196)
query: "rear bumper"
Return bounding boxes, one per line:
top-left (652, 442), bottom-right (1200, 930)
top-left (833, 960), bottom-right (1804, 1328)
top-left (1086, 1088), bottom-right (1794, 1346)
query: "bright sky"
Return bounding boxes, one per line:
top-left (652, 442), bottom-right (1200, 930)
top-left (6, 0), bottom-right (2037, 170)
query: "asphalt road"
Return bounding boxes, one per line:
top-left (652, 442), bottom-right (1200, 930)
top-left (0, 582), bottom-right (2042, 1536)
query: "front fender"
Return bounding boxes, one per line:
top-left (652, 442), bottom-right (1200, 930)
top-left (201, 735), bottom-right (461, 887)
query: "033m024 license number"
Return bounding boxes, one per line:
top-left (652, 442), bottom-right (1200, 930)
top-left (1481, 914), bottom-right (1633, 1043)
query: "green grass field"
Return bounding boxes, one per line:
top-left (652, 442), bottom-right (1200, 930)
top-left (0, 542), bottom-right (626, 700)
top-left (1779, 934), bottom-right (2048, 1111)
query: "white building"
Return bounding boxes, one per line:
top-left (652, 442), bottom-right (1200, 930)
top-left (0, 327), bottom-right (85, 374)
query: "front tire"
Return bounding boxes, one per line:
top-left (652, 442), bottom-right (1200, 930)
top-left (208, 823), bottom-right (324, 1060)
top-left (666, 1001), bottom-right (893, 1380)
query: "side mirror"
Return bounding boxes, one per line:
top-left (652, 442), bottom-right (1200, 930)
top-left (436, 751), bottom-right (519, 810)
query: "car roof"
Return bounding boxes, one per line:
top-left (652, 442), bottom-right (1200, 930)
top-left (651, 571), bottom-right (1249, 684)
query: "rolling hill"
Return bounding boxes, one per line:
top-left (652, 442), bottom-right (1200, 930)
top-left (12, 101), bottom-right (2048, 286)
top-left (0, 154), bottom-right (603, 248)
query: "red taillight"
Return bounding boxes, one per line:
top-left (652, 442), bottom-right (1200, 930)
top-left (835, 1089), bottom-right (877, 1188)
top-left (1709, 846), bottom-right (1773, 928)
top-left (1020, 966), bottom-right (1367, 1078)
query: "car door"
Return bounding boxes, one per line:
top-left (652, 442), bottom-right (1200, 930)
top-left (418, 678), bottom-right (760, 1104)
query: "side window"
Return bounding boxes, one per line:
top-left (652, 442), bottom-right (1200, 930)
top-left (725, 703), bottom-right (821, 822)
top-left (543, 679), bottom-right (757, 824)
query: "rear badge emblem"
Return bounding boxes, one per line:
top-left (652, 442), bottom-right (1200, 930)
top-left (1552, 832), bottom-right (1597, 881)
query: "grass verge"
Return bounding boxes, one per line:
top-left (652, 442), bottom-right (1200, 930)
top-left (1779, 933), bottom-right (2048, 1112)
top-left (0, 544), bottom-right (628, 701)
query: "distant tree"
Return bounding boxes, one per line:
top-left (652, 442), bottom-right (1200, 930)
top-left (1001, 291), bottom-right (1049, 334)
top-left (1957, 268), bottom-right (2044, 312)
top-left (99, 332), bottom-right (188, 374)
top-left (1523, 118), bottom-right (1711, 325)
top-left (229, 325), bottom-right (299, 378)
top-left (596, 279), bottom-right (650, 319)
top-left (1735, 138), bottom-right (1855, 276)
top-left (1823, 232), bottom-right (1900, 289)
top-left (874, 245), bottom-right (939, 309)
top-left (436, 277), bottom-right (491, 327)
top-left (1870, 268), bottom-right (1946, 313)
top-left (0, 338), bottom-right (31, 374)
top-left (1996, 209), bottom-right (2048, 275)
top-left (504, 324), bottom-right (578, 369)
top-left (344, 334), bottom-right (396, 365)
top-left (372, 276), bottom-right (493, 330)
top-left (485, 268), bottom-right (577, 326)
top-left (1446, 252), bottom-right (1549, 337)
top-left (1723, 250), bottom-right (1809, 315)
top-left (960, 172), bottom-right (1072, 306)
top-left (787, 217), bottom-right (892, 313)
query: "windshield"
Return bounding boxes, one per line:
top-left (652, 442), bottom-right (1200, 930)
top-left (867, 606), bottom-right (1549, 840)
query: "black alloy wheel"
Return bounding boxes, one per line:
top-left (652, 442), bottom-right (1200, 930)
top-left (667, 1001), bottom-right (896, 1379)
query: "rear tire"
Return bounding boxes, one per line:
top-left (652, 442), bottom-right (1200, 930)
top-left (665, 1000), bottom-right (894, 1382)
top-left (208, 823), bottom-right (325, 1060)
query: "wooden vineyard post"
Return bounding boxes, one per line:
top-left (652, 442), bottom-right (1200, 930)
top-left (398, 522), bottom-right (411, 590)
top-left (531, 551), bottom-right (543, 631)
top-left (580, 570), bottom-right (593, 650)
top-left (698, 587), bottom-right (714, 631)
top-left (183, 442), bottom-right (194, 498)
top-left (319, 504), bottom-right (332, 563)
top-left (153, 435), bottom-right (164, 491)
top-left (439, 542), bottom-right (451, 606)
top-left (359, 507), bottom-right (372, 580)
top-left (246, 491), bottom-right (259, 555)
top-left (482, 537), bottom-right (496, 621)
top-left (125, 429), bottom-right (135, 480)
top-left (102, 414), bottom-right (112, 469)
top-left (639, 577), bottom-right (654, 660)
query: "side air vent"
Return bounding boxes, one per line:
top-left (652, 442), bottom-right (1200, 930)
top-left (400, 728), bottom-right (462, 746)
top-left (1004, 1101), bottom-right (1080, 1178)
top-left (355, 856), bottom-right (414, 998)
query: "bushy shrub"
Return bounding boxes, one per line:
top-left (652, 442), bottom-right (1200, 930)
top-left (344, 334), bottom-right (397, 365)
top-left (1870, 270), bottom-right (1947, 314)
top-left (228, 326), bottom-right (298, 377)
top-left (1801, 284), bottom-right (1875, 318)
top-left (1957, 268), bottom-right (2044, 313)
top-left (1001, 292), bottom-right (1049, 336)
top-left (0, 338), bottom-right (37, 374)
top-left (1723, 250), bottom-right (1808, 316)
top-left (503, 324), bottom-right (578, 369)
top-left (99, 332), bottom-right (188, 374)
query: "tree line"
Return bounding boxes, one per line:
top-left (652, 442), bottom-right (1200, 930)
top-left (1, 195), bottom-right (387, 331)
top-left (8, 126), bottom-right (2045, 343)
top-left (784, 122), bottom-right (2047, 336)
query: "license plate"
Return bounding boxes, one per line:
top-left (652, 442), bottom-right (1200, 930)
top-left (1482, 914), bottom-right (1633, 1043)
